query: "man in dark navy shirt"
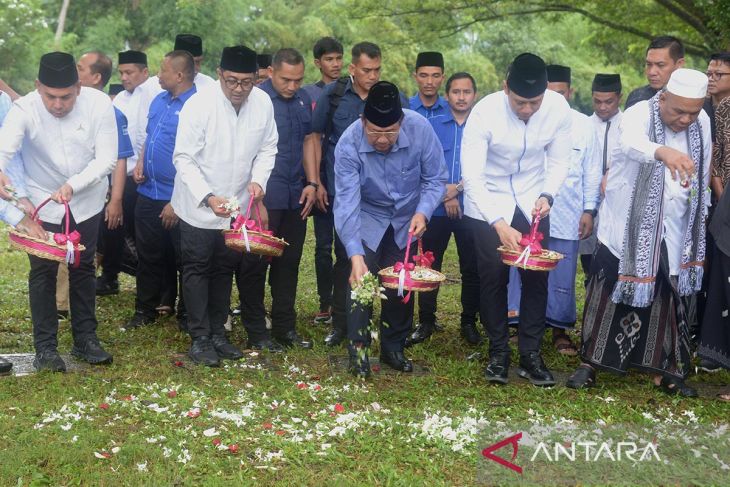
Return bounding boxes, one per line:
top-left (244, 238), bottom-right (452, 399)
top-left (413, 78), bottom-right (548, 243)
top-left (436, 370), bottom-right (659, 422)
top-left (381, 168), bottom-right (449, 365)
top-left (127, 51), bottom-right (197, 331)
top-left (625, 36), bottom-right (684, 109)
top-left (236, 48), bottom-right (317, 351)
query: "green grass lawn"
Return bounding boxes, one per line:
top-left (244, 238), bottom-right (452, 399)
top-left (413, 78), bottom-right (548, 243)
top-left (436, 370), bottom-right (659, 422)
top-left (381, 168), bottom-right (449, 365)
top-left (0, 221), bottom-right (728, 486)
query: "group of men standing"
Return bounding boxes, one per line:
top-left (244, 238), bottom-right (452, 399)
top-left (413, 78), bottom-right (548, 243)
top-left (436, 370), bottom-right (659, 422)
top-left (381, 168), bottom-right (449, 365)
top-left (0, 33), bottom-right (728, 402)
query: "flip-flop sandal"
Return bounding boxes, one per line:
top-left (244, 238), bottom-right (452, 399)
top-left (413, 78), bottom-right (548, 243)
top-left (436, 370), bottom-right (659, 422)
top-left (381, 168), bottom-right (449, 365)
top-left (552, 335), bottom-right (578, 356)
top-left (717, 392), bottom-right (730, 402)
top-left (658, 375), bottom-right (698, 398)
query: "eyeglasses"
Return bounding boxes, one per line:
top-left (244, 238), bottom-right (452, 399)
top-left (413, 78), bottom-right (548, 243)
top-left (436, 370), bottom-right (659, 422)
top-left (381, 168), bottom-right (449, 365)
top-left (223, 77), bottom-right (255, 90)
top-left (706, 71), bottom-right (730, 80)
top-left (365, 129), bottom-right (399, 141)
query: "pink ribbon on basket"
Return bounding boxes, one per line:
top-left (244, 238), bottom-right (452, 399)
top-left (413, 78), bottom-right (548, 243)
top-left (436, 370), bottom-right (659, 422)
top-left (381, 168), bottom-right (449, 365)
top-left (53, 229), bottom-right (82, 267)
top-left (514, 214), bottom-right (543, 268)
top-left (231, 197), bottom-right (273, 251)
top-left (412, 250), bottom-right (435, 268)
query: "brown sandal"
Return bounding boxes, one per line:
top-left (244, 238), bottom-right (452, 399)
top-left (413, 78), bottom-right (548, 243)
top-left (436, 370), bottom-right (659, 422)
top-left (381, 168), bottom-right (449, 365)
top-left (552, 333), bottom-right (578, 356)
top-left (717, 393), bottom-right (730, 402)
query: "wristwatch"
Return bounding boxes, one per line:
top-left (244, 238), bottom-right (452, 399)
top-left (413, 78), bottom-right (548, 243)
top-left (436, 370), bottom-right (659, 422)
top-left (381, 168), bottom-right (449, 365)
top-left (305, 181), bottom-right (320, 190)
top-left (583, 209), bottom-right (598, 217)
top-left (539, 192), bottom-right (554, 207)
top-left (202, 192), bottom-right (214, 207)
top-left (455, 182), bottom-right (464, 193)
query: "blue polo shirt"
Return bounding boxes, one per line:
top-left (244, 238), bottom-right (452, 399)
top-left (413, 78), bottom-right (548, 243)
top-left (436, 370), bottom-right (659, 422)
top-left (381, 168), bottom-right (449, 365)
top-left (428, 110), bottom-right (465, 217)
top-left (137, 85), bottom-right (197, 201)
top-left (114, 107), bottom-right (134, 159)
top-left (409, 94), bottom-right (449, 119)
top-left (259, 79), bottom-right (313, 210)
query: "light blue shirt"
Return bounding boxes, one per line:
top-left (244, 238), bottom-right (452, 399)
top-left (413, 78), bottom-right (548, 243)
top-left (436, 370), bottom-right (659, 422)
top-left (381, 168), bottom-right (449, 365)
top-left (334, 109), bottom-right (448, 257)
top-left (550, 109), bottom-right (601, 240)
top-left (428, 110), bottom-right (465, 217)
top-left (0, 91), bottom-right (27, 226)
top-left (409, 94), bottom-right (449, 119)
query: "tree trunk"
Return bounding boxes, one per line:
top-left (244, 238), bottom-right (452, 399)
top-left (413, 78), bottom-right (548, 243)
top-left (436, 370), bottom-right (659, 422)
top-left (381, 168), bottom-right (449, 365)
top-left (54, 0), bottom-right (71, 48)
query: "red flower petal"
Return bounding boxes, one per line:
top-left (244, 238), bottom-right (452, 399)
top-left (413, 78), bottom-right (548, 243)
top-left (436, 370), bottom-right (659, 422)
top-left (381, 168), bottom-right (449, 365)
top-left (101, 451), bottom-right (111, 458)
top-left (334, 403), bottom-right (345, 413)
top-left (228, 444), bottom-right (239, 454)
top-left (275, 430), bottom-right (286, 436)
top-left (313, 385), bottom-right (322, 391)
top-left (167, 390), bottom-right (177, 398)
top-left (372, 364), bottom-right (381, 372)
top-left (262, 422), bottom-right (273, 430)
top-left (174, 360), bottom-right (184, 367)
top-left (187, 410), bottom-right (201, 418)
top-left (99, 403), bottom-right (110, 410)
top-left (296, 382), bottom-right (308, 390)
top-left (122, 395), bottom-right (133, 401)
top-left (212, 438), bottom-right (221, 446)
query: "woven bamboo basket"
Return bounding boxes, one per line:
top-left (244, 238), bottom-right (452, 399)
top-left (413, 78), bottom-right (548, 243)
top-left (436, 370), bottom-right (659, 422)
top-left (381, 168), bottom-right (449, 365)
top-left (8, 198), bottom-right (85, 266)
top-left (378, 236), bottom-right (445, 292)
top-left (497, 213), bottom-right (562, 271)
top-left (223, 198), bottom-right (288, 257)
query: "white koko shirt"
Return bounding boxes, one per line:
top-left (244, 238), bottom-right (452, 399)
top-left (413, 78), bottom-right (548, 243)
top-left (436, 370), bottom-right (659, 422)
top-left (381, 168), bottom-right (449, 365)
top-left (597, 100), bottom-right (711, 276)
top-left (0, 87), bottom-right (117, 224)
top-left (113, 76), bottom-right (163, 173)
top-left (460, 89), bottom-right (572, 225)
top-left (170, 83), bottom-right (278, 230)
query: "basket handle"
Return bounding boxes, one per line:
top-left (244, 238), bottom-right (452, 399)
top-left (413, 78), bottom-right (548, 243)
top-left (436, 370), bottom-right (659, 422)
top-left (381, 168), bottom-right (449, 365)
top-left (32, 197), bottom-right (71, 235)
top-left (528, 212), bottom-right (541, 244)
top-left (242, 196), bottom-right (266, 230)
top-left (402, 231), bottom-right (414, 265)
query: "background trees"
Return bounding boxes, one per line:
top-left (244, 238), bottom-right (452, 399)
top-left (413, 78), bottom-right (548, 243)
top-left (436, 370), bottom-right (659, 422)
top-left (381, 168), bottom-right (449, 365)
top-left (0, 0), bottom-right (724, 112)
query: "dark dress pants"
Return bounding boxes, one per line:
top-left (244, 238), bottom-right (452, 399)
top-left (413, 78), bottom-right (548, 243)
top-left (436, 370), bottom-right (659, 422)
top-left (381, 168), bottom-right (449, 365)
top-left (98, 176), bottom-right (137, 277)
top-left (418, 215), bottom-right (480, 326)
top-left (180, 220), bottom-right (240, 339)
top-left (134, 195), bottom-right (185, 318)
top-left (312, 195), bottom-right (335, 312)
top-left (30, 212), bottom-right (101, 351)
top-left (347, 226), bottom-right (416, 353)
top-left (468, 208), bottom-right (550, 356)
top-left (236, 209), bottom-right (307, 342)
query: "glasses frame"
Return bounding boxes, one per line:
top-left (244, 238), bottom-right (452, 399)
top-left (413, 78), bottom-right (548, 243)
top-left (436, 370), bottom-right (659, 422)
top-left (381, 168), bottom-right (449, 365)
top-left (223, 77), bottom-right (255, 90)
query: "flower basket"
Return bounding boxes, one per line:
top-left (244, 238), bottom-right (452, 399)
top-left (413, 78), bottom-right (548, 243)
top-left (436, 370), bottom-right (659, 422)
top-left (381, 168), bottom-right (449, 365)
top-left (498, 214), bottom-right (563, 271)
top-left (8, 197), bottom-right (85, 267)
top-left (223, 197), bottom-right (288, 257)
top-left (379, 233), bottom-right (445, 303)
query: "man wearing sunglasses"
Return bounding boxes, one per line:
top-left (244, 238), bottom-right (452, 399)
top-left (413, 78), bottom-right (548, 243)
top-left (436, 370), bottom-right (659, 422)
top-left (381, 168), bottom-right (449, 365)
top-left (334, 81), bottom-right (447, 377)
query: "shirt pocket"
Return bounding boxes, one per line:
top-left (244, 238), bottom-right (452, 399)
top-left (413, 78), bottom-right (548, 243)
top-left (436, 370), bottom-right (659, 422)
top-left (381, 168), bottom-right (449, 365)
top-left (398, 161), bottom-right (420, 194)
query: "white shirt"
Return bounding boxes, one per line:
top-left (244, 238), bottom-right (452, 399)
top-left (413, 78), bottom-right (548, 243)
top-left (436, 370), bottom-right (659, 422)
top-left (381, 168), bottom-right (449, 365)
top-left (113, 76), bottom-right (162, 173)
top-left (590, 110), bottom-right (622, 172)
top-left (0, 87), bottom-right (118, 224)
top-left (171, 84), bottom-right (278, 230)
top-left (461, 89), bottom-right (572, 225)
top-left (194, 72), bottom-right (216, 89)
top-left (597, 100), bottom-right (711, 275)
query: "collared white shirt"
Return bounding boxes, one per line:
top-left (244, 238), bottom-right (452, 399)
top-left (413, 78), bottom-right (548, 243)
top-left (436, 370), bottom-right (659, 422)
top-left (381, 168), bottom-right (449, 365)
top-left (597, 100), bottom-right (711, 275)
top-left (113, 76), bottom-right (162, 173)
top-left (0, 87), bottom-right (117, 224)
top-left (590, 110), bottom-right (622, 172)
top-left (461, 89), bottom-right (572, 225)
top-left (171, 84), bottom-right (278, 230)
top-left (194, 72), bottom-right (216, 89)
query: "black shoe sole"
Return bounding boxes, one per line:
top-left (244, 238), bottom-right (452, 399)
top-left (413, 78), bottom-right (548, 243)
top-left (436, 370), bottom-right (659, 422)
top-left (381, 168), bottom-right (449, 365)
top-left (188, 353), bottom-right (220, 367)
top-left (32, 360), bottom-right (66, 373)
top-left (214, 350), bottom-right (244, 360)
top-left (71, 350), bottom-right (113, 365)
top-left (485, 374), bottom-right (509, 385)
top-left (516, 367), bottom-right (556, 387)
top-left (0, 363), bottom-right (12, 374)
top-left (380, 358), bottom-right (414, 373)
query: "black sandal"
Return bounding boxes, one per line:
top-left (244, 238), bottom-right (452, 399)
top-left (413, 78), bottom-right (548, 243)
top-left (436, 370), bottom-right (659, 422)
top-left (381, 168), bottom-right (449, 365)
top-left (566, 365), bottom-right (595, 389)
top-left (657, 375), bottom-right (698, 398)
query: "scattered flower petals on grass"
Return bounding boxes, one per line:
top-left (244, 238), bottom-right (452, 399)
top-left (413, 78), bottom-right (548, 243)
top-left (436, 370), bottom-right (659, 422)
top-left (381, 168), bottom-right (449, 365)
top-left (334, 403), bottom-right (345, 413)
top-left (186, 408), bottom-right (201, 418)
top-left (167, 390), bottom-right (177, 398)
top-left (228, 444), bottom-right (239, 454)
top-left (99, 403), bottom-right (110, 410)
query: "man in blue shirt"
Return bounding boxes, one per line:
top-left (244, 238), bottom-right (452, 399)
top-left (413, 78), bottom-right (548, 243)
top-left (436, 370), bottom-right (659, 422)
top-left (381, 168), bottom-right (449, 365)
top-left (334, 81), bottom-right (447, 377)
top-left (236, 48), bottom-right (317, 351)
top-left (128, 51), bottom-right (197, 332)
top-left (312, 42), bottom-right (408, 348)
top-left (406, 72), bottom-right (481, 349)
top-left (409, 52), bottom-right (449, 119)
top-left (302, 37), bottom-right (344, 111)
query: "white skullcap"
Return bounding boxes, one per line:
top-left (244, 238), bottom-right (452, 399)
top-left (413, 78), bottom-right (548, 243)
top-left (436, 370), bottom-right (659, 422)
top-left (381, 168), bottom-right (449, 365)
top-left (666, 68), bottom-right (708, 99)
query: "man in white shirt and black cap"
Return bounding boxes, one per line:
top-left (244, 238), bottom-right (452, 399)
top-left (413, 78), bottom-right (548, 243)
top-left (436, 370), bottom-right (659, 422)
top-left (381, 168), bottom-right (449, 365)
top-left (567, 69), bottom-right (711, 397)
top-left (174, 34), bottom-right (216, 89)
top-left (461, 52), bottom-right (572, 387)
top-left (171, 45), bottom-right (278, 367)
top-left (0, 52), bottom-right (118, 372)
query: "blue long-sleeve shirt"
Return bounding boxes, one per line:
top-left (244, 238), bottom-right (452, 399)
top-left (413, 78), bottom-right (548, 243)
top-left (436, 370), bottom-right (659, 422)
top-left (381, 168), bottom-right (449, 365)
top-left (137, 85), bottom-right (197, 201)
top-left (409, 94), bottom-right (449, 119)
top-left (334, 109), bottom-right (448, 257)
top-left (550, 109), bottom-right (601, 240)
top-left (428, 110), bottom-right (465, 217)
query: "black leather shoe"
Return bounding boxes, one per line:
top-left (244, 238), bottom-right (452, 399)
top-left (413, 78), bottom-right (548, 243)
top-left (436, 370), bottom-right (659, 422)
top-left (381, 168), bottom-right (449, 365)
top-left (123, 312), bottom-right (156, 330)
top-left (324, 327), bottom-right (346, 347)
top-left (404, 322), bottom-right (434, 348)
top-left (72, 337), bottom-right (113, 365)
top-left (33, 349), bottom-right (66, 372)
top-left (348, 352), bottom-right (371, 378)
top-left (210, 334), bottom-right (244, 360)
top-left (380, 351), bottom-right (414, 372)
top-left (566, 365), bottom-right (596, 389)
top-left (247, 338), bottom-right (284, 353)
top-left (484, 353), bottom-right (510, 384)
top-left (461, 322), bottom-right (484, 345)
top-left (658, 375), bottom-right (698, 398)
top-left (0, 356), bottom-right (13, 374)
top-left (275, 330), bottom-right (313, 349)
top-left (188, 337), bottom-right (220, 367)
top-left (95, 274), bottom-right (119, 296)
top-left (517, 352), bottom-right (555, 386)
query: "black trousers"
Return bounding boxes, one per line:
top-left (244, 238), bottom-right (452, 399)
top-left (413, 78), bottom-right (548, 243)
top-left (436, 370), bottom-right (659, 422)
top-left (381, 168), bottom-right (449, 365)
top-left (180, 220), bottom-right (240, 339)
top-left (29, 212), bottom-right (101, 351)
top-left (236, 209), bottom-right (307, 342)
top-left (98, 175), bottom-right (137, 277)
top-left (347, 226), bottom-right (416, 353)
top-left (134, 195), bottom-right (185, 317)
top-left (468, 208), bottom-right (550, 356)
top-left (312, 196), bottom-right (335, 312)
top-left (330, 233), bottom-right (350, 333)
top-left (418, 215), bottom-right (480, 326)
